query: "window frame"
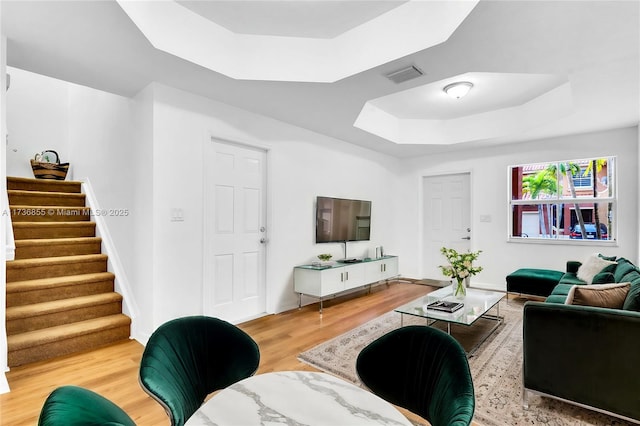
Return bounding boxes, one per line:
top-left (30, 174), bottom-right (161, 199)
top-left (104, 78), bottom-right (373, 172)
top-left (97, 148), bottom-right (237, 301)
top-left (507, 156), bottom-right (617, 246)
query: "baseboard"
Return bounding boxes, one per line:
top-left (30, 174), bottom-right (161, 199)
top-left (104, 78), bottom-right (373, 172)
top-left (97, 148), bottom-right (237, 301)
top-left (412, 278), bottom-right (450, 287)
top-left (470, 281), bottom-right (506, 292)
top-left (0, 371), bottom-right (9, 394)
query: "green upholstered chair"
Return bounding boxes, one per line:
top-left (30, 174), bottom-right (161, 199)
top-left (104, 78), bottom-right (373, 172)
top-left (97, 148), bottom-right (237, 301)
top-left (356, 325), bottom-right (475, 426)
top-left (38, 385), bottom-right (136, 426)
top-left (139, 316), bottom-right (260, 426)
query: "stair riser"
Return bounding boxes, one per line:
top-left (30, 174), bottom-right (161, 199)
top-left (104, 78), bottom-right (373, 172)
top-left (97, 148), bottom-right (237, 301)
top-left (15, 241), bottom-right (102, 259)
top-left (11, 208), bottom-right (92, 222)
top-left (7, 178), bottom-right (81, 193)
top-left (8, 325), bottom-right (131, 367)
top-left (7, 259), bottom-right (108, 282)
top-left (7, 301), bottom-right (123, 335)
top-left (7, 279), bottom-right (115, 308)
top-left (13, 224), bottom-right (96, 239)
top-left (8, 192), bottom-right (86, 207)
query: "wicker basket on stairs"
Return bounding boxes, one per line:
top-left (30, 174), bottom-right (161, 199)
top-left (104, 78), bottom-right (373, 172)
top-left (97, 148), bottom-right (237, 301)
top-left (30, 150), bottom-right (69, 180)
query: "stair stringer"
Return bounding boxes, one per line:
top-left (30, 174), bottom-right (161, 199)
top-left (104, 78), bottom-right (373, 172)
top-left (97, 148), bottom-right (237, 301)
top-left (3, 188), bottom-right (15, 261)
top-left (80, 178), bottom-right (141, 342)
top-left (0, 186), bottom-right (8, 394)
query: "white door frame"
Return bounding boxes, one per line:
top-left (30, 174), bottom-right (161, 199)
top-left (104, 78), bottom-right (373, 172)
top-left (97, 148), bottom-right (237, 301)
top-left (202, 136), bottom-right (270, 322)
top-left (418, 171), bottom-right (473, 280)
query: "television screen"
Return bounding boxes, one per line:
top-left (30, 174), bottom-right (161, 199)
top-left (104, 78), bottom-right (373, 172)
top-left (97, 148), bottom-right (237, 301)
top-left (316, 196), bottom-right (371, 243)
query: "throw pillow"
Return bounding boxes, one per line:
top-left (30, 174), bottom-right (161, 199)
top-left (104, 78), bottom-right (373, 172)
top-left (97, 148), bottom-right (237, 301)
top-left (623, 281), bottom-right (640, 311)
top-left (592, 271), bottom-right (615, 284)
top-left (565, 282), bottom-right (631, 308)
top-left (576, 253), bottom-right (617, 284)
top-left (598, 253), bottom-right (617, 262)
top-left (614, 259), bottom-right (638, 283)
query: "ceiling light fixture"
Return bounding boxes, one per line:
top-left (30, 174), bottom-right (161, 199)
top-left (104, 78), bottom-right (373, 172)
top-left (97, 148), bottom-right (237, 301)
top-left (443, 81), bottom-right (473, 99)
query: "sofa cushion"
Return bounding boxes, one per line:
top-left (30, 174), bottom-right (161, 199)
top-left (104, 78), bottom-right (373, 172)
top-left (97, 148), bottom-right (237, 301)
top-left (592, 271), bottom-right (615, 284)
top-left (613, 258), bottom-right (637, 283)
top-left (577, 254), bottom-right (617, 284)
top-left (545, 283), bottom-right (578, 303)
top-left (545, 294), bottom-right (569, 304)
top-left (565, 282), bottom-right (631, 309)
top-left (623, 281), bottom-right (640, 311)
top-left (558, 272), bottom-right (586, 285)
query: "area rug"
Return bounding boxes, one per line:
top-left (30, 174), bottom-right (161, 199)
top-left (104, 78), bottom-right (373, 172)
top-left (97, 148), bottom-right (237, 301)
top-left (298, 299), bottom-right (632, 426)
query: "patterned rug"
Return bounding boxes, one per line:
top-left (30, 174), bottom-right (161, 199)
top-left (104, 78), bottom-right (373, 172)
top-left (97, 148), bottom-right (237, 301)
top-left (298, 298), bottom-right (632, 426)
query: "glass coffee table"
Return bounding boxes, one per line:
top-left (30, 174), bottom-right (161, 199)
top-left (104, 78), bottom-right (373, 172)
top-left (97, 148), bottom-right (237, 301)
top-left (394, 286), bottom-right (504, 356)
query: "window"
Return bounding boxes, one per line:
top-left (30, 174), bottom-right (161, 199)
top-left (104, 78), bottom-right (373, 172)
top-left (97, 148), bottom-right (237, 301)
top-left (509, 157), bottom-right (615, 243)
top-left (572, 167), bottom-right (592, 189)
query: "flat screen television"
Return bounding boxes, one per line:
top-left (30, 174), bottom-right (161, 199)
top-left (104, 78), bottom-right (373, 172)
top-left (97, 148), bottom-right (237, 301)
top-left (316, 196), bottom-right (371, 243)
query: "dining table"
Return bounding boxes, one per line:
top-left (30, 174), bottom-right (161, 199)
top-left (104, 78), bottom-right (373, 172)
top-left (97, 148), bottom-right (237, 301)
top-left (184, 370), bottom-right (413, 425)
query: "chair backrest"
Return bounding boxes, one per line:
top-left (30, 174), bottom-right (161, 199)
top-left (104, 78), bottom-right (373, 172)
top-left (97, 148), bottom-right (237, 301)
top-left (38, 385), bottom-right (136, 426)
top-left (139, 316), bottom-right (260, 426)
top-left (356, 325), bottom-right (475, 426)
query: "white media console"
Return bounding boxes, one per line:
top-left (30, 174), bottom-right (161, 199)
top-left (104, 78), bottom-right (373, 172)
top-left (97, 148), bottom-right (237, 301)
top-left (294, 256), bottom-right (399, 313)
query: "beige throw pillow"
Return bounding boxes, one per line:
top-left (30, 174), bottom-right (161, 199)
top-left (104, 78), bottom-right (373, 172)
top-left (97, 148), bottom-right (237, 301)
top-left (577, 253), bottom-right (617, 284)
top-left (565, 282), bottom-right (631, 309)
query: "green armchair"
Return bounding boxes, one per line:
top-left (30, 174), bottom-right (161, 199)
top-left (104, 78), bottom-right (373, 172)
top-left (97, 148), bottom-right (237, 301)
top-left (139, 316), bottom-right (260, 426)
top-left (356, 325), bottom-right (475, 426)
top-left (38, 385), bottom-right (135, 426)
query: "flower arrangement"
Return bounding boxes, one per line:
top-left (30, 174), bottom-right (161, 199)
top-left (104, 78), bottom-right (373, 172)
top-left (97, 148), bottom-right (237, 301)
top-left (317, 253), bottom-right (333, 262)
top-left (438, 247), bottom-right (483, 297)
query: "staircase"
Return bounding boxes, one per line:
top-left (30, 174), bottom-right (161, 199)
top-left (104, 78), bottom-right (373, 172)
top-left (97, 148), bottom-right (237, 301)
top-left (5, 177), bottom-right (131, 367)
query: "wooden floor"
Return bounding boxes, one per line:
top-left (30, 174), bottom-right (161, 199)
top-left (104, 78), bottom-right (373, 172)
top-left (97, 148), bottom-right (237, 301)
top-left (0, 282), bottom-right (435, 425)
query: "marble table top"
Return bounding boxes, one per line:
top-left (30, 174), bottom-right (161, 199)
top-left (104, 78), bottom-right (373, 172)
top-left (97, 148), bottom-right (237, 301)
top-left (184, 371), bottom-right (412, 425)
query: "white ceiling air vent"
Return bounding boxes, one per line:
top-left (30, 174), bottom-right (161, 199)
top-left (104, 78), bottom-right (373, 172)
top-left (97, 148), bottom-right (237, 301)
top-left (385, 65), bottom-right (424, 84)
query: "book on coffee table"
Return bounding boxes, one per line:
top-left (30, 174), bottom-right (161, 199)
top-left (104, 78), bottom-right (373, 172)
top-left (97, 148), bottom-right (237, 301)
top-left (426, 300), bottom-right (464, 313)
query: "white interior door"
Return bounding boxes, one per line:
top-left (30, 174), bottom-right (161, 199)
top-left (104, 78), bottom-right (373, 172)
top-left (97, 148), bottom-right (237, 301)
top-left (422, 173), bottom-right (471, 281)
top-left (204, 140), bottom-right (267, 323)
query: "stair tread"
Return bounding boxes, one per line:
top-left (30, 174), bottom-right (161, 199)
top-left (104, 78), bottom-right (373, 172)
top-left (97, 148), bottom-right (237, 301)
top-left (15, 237), bottom-right (102, 246)
top-left (7, 253), bottom-right (107, 268)
top-left (7, 293), bottom-right (123, 319)
top-left (7, 177), bottom-right (82, 193)
top-left (8, 189), bottom-right (85, 197)
top-left (7, 314), bottom-right (131, 350)
top-left (7, 176), bottom-right (82, 185)
top-left (12, 221), bottom-right (95, 227)
top-left (6, 272), bottom-right (115, 293)
top-left (10, 204), bottom-right (90, 209)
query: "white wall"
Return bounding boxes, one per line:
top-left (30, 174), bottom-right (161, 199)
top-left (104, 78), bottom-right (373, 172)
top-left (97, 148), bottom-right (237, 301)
top-left (66, 82), bottom-right (136, 281)
top-left (398, 126), bottom-right (639, 290)
top-left (129, 85), bottom-right (155, 339)
top-left (147, 84), bottom-right (403, 330)
top-left (6, 67), bottom-right (70, 177)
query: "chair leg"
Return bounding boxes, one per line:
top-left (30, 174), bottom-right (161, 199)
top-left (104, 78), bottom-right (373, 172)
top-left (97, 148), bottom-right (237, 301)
top-left (522, 388), bottom-right (529, 410)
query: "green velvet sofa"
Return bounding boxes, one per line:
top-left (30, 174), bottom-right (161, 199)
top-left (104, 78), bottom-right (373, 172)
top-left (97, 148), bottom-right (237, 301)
top-left (523, 257), bottom-right (640, 423)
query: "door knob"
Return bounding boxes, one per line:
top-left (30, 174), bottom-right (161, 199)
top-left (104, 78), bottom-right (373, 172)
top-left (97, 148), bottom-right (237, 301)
top-left (461, 236), bottom-right (471, 240)
top-left (260, 238), bottom-right (268, 244)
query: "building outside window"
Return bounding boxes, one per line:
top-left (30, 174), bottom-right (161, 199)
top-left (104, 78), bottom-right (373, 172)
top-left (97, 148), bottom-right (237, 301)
top-left (509, 157), bottom-right (615, 243)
